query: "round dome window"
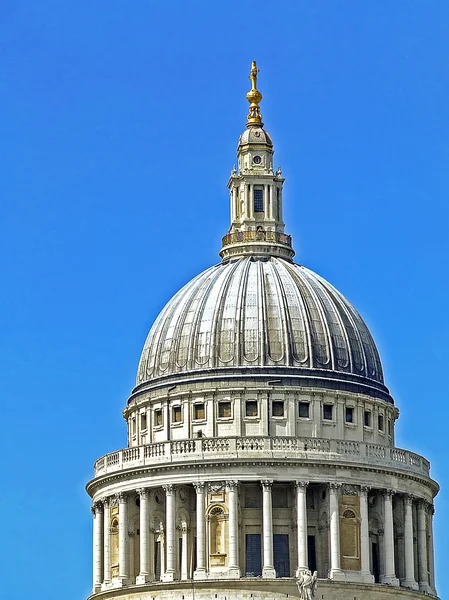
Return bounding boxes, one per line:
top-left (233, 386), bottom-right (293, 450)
top-left (253, 155), bottom-right (262, 164)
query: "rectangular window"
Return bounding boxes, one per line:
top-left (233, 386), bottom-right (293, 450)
top-left (246, 400), bottom-right (258, 417)
top-left (253, 188), bottom-right (263, 212)
top-left (388, 419), bottom-right (392, 436)
top-left (218, 401), bottom-right (232, 418)
top-left (193, 403), bottom-right (205, 421)
top-left (154, 409), bottom-right (163, 427)
top-left (345, 407), bottom-right (354, 424)
top-left (323, 403), bottom-right (333, 420)
top-left (274, 534), bottom-right (290, 577)
top-left (172, 406), bottom-right (182, 423)
top-left (364, 410), bottom-right (371, 427)
top-left (378, 414), bottom-right (384, 432)
top-left (245, 533), bottom-right (262, 576)
top-left (140, 413), bottom-right (147, 430)
top-left (272, 400), bottom-right (284, 417)
top-left (299, 402), bottom-right (310, 419)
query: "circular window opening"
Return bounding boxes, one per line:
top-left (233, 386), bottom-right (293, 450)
top-left (253, 155), bottom-right (262, 164)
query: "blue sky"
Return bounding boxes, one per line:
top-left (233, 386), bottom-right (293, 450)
top-left (1, 2), bottom-right (448, 598)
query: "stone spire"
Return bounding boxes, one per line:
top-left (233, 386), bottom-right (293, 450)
top-left (220, 61), bottom-right (295, 262)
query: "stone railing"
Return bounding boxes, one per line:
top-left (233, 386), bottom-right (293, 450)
top-left (93, 436), bottom-right (431, 479)
top-left (222, 230), bottom-right (292, 247)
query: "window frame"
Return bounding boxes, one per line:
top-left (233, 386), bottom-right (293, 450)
top-left (153, 408), bottom-right (163, 429)
top-left (272, 400), bottom-right (285, 418)
top-left (298, 401), bottom-right (310, 419)
top-left (323, 403), bottom-right (334, 421)
top-left (171, 405), bottom-right (183, 425)
top-left (245, 400), bottom-right (259, 418)
top-left (217, 400), bottom-right (232, 420)
top-left (193, 402), bottom-right (206, 422)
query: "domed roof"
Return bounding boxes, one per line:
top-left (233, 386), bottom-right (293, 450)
top-left (137, 256), bottom-right (384, 390)
top-left (238, 126), bottom-right (273, 147)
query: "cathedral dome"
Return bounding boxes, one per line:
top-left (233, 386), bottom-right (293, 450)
top-left (136, 256), bottom-right (385, 394)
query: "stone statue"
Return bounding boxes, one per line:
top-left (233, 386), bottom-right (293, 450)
top-left (296, 569), bottom-right (318, 600)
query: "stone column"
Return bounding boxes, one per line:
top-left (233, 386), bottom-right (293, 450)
top-left (162, 484), bottom-right (176, 581)
top-left (118, 492), bottom-right (129, 583)
top-left (328, 483), bottom-right (344, 580)
top-left (360, 486), bottom-right (374, 583)
top-left (428, 504), bottom-right (436, 595)
top-left (295, 481), bottom-right (309, 576)
top-left (380, 490), bottom-right (399, 586)
top-left (227, 480), bottom-right (241, 578)
top-left (103, 497), bottom-right (111, 585)
top-left (92, 501), bottom-right (104, 592)
top-left (261, 480), bottom-right (276, 578)
top-left (269, 184), bottom-right (274, 219)
top-left (417, 500), bottom-right (430, 593)
top-left (136, 488), bottom-right (151, 583)
top-left (193, 482), bottom-right (206, 579)
top-left (403, 495), bottom-right (418, 589)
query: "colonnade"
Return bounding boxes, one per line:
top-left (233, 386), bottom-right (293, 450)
top-left (91, 481), bottom-right (435, 595)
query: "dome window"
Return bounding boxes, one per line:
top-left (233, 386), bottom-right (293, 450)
top-left (172, 405), bottom-right (182, 424)
top-left (218, 401), bottom-right (232, 419)
top-left (193, 403), bottom-right (205, 421)
top-left (323, 403), bottom-right (333, 421)
top-left (364, 410), bottom-right (372, 428)
top-left (272, 400), bottom-right (284, 417)
top-left (378, 414), bottom-right (384, 432)
top-left (345, 407), bottom-right (354, 424)
top-left (245, 400), bottom-right (258, 418)
top-left (140, 413), bottom-right (147, 431)
top-left (154, 408), bottom-right (163, 428)
top-left (253, 155), bottom-right (262, 164)
top-left (298, 401), bottom-right (310, 419)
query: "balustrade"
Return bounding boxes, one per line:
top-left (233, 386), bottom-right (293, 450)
top-left (93, 435), bottom-right (431, 478)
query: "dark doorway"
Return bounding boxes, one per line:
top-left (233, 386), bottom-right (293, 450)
top-left (245, 533), bottom-right (262, 576)
top-left (372, 541), bottom-right (380, 583)
top-left (307, 535), bottom-right (317, 573)
top-left (274, 534), bottom-right (290, 577)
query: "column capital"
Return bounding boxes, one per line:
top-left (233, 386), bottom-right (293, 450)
top-left (193, 481), bottom-right (206, 492)
top-left (382, 488), bottom-right (395, 499)
top-left (162, 483), bottom-right (175, 494)
top-left (404, 494), bottom-right (415, 505)
top-left (295, 480), bottom-right (309, 490)
top-left (329, 482), bottom-right (342, 492)
top-left (116, 491), bottom-right (128, 503)
top-left (360, 485), bottom-right (371, 496)
top-left (91, 501), bottom-right (103, 516)
top-left (261, 479), bottom-right (273, 490)
top-left (102, 496), bottom-right (111, 508)
top-left (226, 480), bottom-right (239, 491)
top-left (428, 502), bottom-right (435, 516)
top-left (136, 487), bottom-right (150, 499)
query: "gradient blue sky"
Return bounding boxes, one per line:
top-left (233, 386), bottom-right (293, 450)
top-left (1, 2), bottom-right (448, 598)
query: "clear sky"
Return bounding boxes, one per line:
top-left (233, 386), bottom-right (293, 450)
top-left (1, 1), bottom-right (448, 598)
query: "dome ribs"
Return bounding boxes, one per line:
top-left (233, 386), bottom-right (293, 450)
top-left (136, 257), bottom-right (385, 389)
top-left (280, 260), bottom-right (312, 366)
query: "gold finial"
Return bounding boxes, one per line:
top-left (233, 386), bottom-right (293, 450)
top-left (246, 60), bottom-right (263, 127)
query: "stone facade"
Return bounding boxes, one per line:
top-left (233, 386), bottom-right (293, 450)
top-left (86, 63), bottom-right (439, 600)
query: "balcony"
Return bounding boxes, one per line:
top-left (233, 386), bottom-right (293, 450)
top-left (221, 230), bottom-right (293, 248)
top-left (93, 436), bottom-right (431, 479)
